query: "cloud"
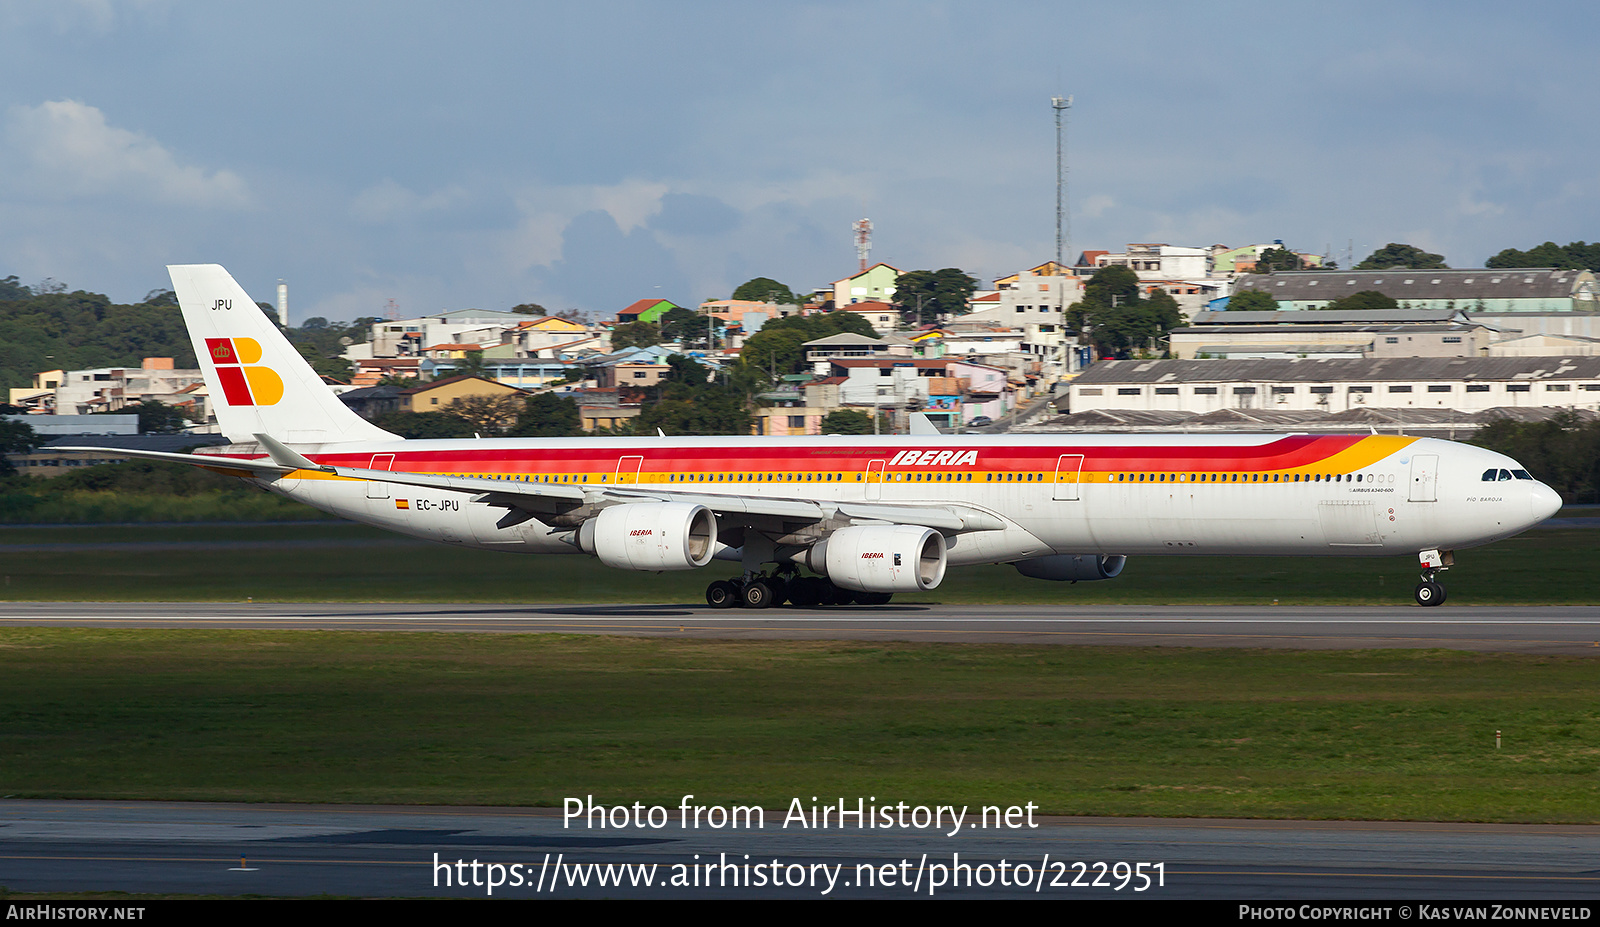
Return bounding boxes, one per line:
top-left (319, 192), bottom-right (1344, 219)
top-left (350, 179), bottom-right (470, 223)
top-left (6, 99), bottom-right (249, 208)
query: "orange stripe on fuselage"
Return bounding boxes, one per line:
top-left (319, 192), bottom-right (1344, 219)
top-left (198, 435), bottom-right (1417, 481)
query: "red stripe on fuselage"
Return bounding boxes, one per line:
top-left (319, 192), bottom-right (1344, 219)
top-left (302, 435), bottom-right (1369, 477)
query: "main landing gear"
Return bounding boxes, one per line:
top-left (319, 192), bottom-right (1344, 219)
top-left (1413, 548), bottom-right (1454, 607)
top-left (704, 571), bottom-right (893, 609)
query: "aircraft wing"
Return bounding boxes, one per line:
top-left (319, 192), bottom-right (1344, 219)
top-left (56, 438), bottom-right (1007, 534)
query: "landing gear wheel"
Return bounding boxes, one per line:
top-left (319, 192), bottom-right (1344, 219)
top-left (787, 576), bottom-right (823, 608)
top-left (741, 581), bottom-right (774, 609)
top-left (1414, 581), bottom-right (1446, 607)
top-left (822, 583), bottom-right (853, 607)
top-left (706, 580), bottom-right (739, 609)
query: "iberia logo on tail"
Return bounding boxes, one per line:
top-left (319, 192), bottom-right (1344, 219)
top-left (204, 337), bottom-right (284, 406)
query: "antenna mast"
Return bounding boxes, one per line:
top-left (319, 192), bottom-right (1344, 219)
top-left (1052, 94), bottom-right (1072, 269)
top-left (853, 218), bottom-right (873, 272)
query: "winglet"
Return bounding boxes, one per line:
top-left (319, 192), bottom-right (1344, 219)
top-left (908, 412), bottom-right (943, 436)
top-left (254, 433), bottom-right (334, 472)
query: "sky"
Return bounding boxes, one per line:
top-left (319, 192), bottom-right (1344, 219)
top-left (1, 0), bottom-right (1597, 323)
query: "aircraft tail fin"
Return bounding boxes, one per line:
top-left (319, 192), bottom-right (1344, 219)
top-left (168, 264), bottom-right (396, 444)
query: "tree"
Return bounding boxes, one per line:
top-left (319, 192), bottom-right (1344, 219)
top-left (1485, 241), bottom-right (1600, 272)
top-left (142, 289), bottom-right (178, 306)
top-left (1355, 243), bottom-right (1447, 270)
top-left (0, 418), bottom-right (39, 476)
top-left (636, 355), bottom-right (752, 435)
top-left (371, 410), bottom-right (474, 439)
top-left (1253, 247), bottom-right (1303, 274)
top-left (445, 393), bottom-right (525, 435)
top-left (892, 268), bottom-right (978, 325)
top-left (507, 393), bottom-right (581, 437)
top-left (610, 321), bottom-right (661, 350)
top-left (730, 277), bottom-right (798, 305)
top-left (511, 302), bottom-right (548, 316)
top-left (1067, 266), bottom-right (1181, 358)
top-left (128, 398), bottom-right (189, 435)
top-left (820, 410), bottom-right (882, 435)
top-left (1321, 290), bottom-right (1399, 311)
top-left (0, 276), bottom-right (31, 301)
top-left (1227, 289), bottom-right (1280, 312)
top-left (658, 307), bottom-right (709, 346)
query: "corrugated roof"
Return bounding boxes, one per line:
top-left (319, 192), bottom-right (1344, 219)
top-left (1074, 356), bottom-right (1600, 385)
top-left (1234, 269), bottom-right (1592, 301)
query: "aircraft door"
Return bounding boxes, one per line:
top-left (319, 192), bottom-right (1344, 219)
top-left (1409, 454), bottom-right (1438, 503)
top-left (366, 453), bottom-right (395, 499)
top-left (615, 455), bottom-right (644, 485)
top-left (865, 459), bottom-right (886, 501)
top-left (1053, 454), bottom-right (1084, 501)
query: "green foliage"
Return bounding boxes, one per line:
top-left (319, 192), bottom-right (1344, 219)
top-left (507, 393), bottom-right (582, 437)
top-left (820, 410), bottom-right (881, 435)
top-left (658, 307), bottom-right (709, 346)
top-left (1468, 411), bottom-right (1600, 502)
top-left (1485, 241), bottom-right (1600, 272)
top-left (0, 275), bottom-right (31, 301)
top-left (1227, 289), bottom-right (1280, 312)
top-left (1355, 243), bottom-right (1447, 270)
top-left (371, 410), bottom-right (475, 439)
top-left (1254, 247), bottom-right (1303, 273)
top-left (0, 419), bottom-right (40, 476)
top-left (735, 311), bottom-right (877, 386)
top-left (610, 320), bottom-right (661, 350)
top-left (92, 400), bottom-right (191, 434)
top-left (637, 355), bottom-right (751, 435)
top-left (730, 276), bottom-right (799, 305)
top-left (1321, 290), bottom-right (1400, 311)
top-left (511, 302), bottom-right (548, 315)
top-left (0, 290), bottom-right (197, 391)
top-left (32, 458), bottom-right (243, 494)
top-left (1070, 266), bottom-right (1182, 358)
top-left (892, 268), bottom-right (979, 324)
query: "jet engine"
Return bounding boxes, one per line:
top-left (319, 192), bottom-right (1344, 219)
top-left (804, 524), bottom-right (947, 592)
top-left (576, 502), bottom-right (718, 571)
top-left (1013, 554), bottom-right (1127, 582)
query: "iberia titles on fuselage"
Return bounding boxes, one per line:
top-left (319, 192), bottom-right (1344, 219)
top-left (62, 265), bottom-right (1562, 609)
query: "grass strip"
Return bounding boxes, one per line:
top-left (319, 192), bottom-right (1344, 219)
top-left (0, 629), bottom-right (1596, 822)
top-left (0, 523), bottom-right (1593, 605)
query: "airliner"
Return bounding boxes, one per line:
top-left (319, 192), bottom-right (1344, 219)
top-left (64, 265), bottom-right (1562, 608)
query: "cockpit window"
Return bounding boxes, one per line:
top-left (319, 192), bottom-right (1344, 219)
top-left (1482, 468), bottom-right (1499, 481)
top-left (1511, 469), bottom-right (1533, 480)
top-left (1499, 469), bottom-right (1513, 481)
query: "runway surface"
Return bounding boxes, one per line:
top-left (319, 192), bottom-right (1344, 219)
top-left (5, 799), bottom-right (1599, 899)
top-left (3, 602), bottom-right (1600, 653)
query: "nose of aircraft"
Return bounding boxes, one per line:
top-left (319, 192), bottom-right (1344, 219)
top-left (1530, 482), bottom-right (1563, 525)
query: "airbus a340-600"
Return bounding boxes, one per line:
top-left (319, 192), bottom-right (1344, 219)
top-left (65, 265), bottom-right (1562, 608)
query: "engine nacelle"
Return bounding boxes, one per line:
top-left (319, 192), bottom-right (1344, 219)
top-left (1013, 554), bottom-right (1127, 582)
top-left (806, 525), bottom-right (947, 593)
top-left (577, 502), bottom-right (717, 571)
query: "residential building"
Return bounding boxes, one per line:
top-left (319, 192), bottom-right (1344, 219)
top-left (398, 375), bottom-right (526, 414)
top-left (616, 298), bottom-right (681, 324)
top-left (831, 262), bottom-right (903, 307)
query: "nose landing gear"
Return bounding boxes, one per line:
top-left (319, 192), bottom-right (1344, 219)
top-left (1414, 548), bottom-right (1454, 607)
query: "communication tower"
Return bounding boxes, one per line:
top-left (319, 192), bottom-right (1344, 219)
top-left (853, 218), bottom-right (873, 272)
top-left (1052, 95), bottom-right (1072, 268)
